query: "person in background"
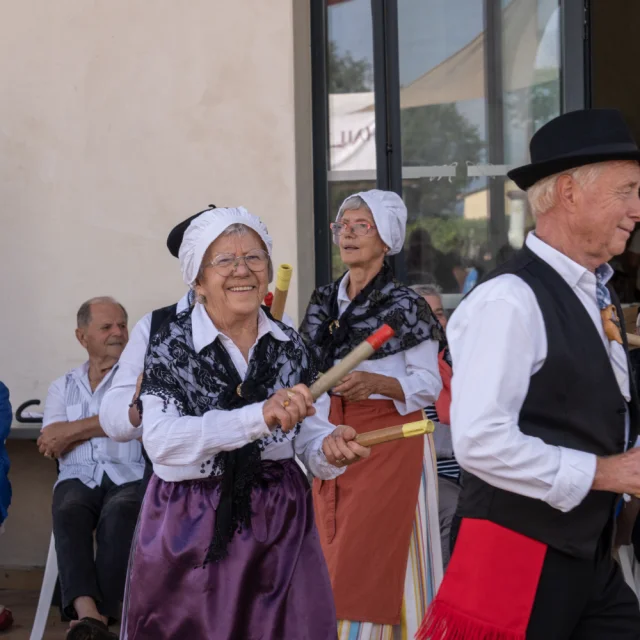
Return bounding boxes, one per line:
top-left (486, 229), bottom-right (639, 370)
top-left (300, 190), bottom-right (444, 639)
top-left (406, 227), bottom-right (460, 291)
top-left (629, 312), bottom-right (640, 392)
top-left (411, 284), bottom-right (459, 570)
top-left (40, 297), bottom-right (144, 640)
top-left (0, 382), bottom-right (13, 632)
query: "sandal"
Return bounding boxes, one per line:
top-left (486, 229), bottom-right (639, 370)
top-left (66, 617), bottom-right (118, 640)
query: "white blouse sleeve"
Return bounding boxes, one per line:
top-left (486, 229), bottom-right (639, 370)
top-left (293, 393), bottom-right (346, 480)
top-left (141, 394), bottom-right (271, 466)
top-left (42, 376), bottom-right (68, 429)
top-left (393, 339), bottom-right (442, 415)
top-left (99, 313), bottom-right (151, 442)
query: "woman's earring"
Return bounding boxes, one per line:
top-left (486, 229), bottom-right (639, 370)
top-left (196, 293), bottom-right (206, 305)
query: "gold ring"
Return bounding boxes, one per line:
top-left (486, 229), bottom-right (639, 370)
top-left (283, 390), bottom-right (296, 408)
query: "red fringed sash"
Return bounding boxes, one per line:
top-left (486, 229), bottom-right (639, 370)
top-left (416, 519), bottom-right (547, 640)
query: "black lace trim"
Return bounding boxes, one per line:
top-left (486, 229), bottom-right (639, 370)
top-left (140, 310), bottom-right (316, 566)
top-left (299, 262), bottom-right (445, 372)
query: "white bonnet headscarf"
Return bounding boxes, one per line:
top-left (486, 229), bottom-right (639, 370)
top-left (334, 189), bottom-right (407, 256)
top-left (179, 207), bottom-right (273, 286)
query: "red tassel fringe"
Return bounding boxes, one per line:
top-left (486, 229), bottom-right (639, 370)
top-left (416, 600), bottom-right (525, 640)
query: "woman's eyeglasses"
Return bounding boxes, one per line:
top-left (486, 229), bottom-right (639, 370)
top-left (330, 222), bottom-right (377, 236)
top-left (203, 250), bottom-right (269, 276)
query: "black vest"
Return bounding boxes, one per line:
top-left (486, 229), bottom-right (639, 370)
top-left (457, 247), bottom-right (639, 559)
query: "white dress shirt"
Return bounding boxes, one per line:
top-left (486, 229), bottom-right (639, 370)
top-left (43, 363), bottom-right (145, 489)
top-left (335, 274), bottom-right (442, 415)
top-left (448, 232), bottom-right (630, 514)
top-left (99, 292), bottom-right (192, 442)
top-left (141, 303), bottom-right (344, 483)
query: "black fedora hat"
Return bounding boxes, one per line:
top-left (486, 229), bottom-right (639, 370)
top-left (507, 109), bottom-right (640, 191)
top-left (166, 204), bottom-right (217, 258)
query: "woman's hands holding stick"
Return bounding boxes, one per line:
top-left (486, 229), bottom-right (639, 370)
top-left (322, 425), bottom-right (371, 468)
top-left (263, 384), bottom-right (316, 432)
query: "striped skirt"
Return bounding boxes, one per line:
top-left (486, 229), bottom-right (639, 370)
top-left (337, 432), bottom-right (443, 640)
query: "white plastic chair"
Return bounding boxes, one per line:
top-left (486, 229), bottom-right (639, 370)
top-left (30, 533), bottom-right (58, 640)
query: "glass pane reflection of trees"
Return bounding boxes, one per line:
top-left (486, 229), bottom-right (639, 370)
top-left (325, 0), bottom-right (561, 299)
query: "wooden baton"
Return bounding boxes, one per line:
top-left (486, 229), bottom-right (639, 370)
top-left (308, 325), bottom-right (395, 400)
top-left (270, 264), bottom-right (293, 321)
top-left (354, 419), bottom-right (434, 447)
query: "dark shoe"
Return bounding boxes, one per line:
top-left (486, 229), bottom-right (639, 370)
top-left (67, 617), bottom-right (118, 640)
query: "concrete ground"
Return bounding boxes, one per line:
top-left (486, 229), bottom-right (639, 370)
top-left (0, 589), bottom-right (66, 639)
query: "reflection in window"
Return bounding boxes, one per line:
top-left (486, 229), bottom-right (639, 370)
top-left (397, 0), bottom-right (561, 298)
top-left (327, 0), bottom-right (377, 280)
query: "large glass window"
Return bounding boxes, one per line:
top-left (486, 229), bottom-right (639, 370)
top-left (326, 0), bottom-right (377, 279)
top-left (398, 0), bottom-right (561, 303)
top-left (313, 0), bottom-right (564, 299)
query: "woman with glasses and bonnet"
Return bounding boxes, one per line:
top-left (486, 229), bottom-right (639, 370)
top-left (122, 207), bottom-right (371, 640)
top-left (299, 190), bottom-right (444, 640)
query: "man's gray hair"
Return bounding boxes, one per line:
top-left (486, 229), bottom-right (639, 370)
top-left (411, 283), bottom-right (443, 298)
top-left (77, 296), bottom-right (128, 328)
top-left (527, 160), bottom-right (632, 218)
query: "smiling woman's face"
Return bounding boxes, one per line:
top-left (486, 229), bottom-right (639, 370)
top-left (337, 206), bottom-right (387, 268)
top-left (195, 227), bottom-right (270, 322)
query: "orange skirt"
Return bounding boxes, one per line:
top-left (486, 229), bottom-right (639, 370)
top-left (313, 396), bottom-right (424, 625)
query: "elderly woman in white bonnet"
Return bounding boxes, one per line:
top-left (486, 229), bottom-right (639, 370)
top-left (121, 207), bottom-right (370, 640)
top-left (300, 189), bottom-right (444, 639)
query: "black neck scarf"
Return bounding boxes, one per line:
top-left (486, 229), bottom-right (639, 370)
top-left (201, 334), bottom-right (278, 565)
top-left (299, 262), bottom-right (444, 372)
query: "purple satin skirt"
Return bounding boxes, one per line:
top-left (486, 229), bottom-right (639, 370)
top-left (122, 459), bottom-right (337, 640)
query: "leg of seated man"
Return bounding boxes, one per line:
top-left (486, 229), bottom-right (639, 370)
top-left (94, 475), bottom-right (142, 621)
top-left (52, 479), bottom-right (104, 623)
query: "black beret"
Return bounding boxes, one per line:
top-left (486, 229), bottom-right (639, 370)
top-left (166, 204), bottom-right (217, 258)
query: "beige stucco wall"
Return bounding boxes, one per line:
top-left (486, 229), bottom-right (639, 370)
top-left (0, 0), bottom-right (313, 567)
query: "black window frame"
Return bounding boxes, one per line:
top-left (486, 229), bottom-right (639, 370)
top-left (311, 0), bottom-right (589, 288)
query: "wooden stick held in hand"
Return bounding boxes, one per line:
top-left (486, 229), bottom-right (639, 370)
top-left (354, 419), bottom-right (434, 447)
top-left (270, 264), bottom-right (293, 321)
top-left (308, 325), bottom-right (395, 400)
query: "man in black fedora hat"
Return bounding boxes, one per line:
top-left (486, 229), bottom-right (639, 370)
top-left (418, 109), bottom-right (640, 639)
top-left (99, 205), bottom-right (216, 493)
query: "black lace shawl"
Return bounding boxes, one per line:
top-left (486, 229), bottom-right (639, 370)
top-left (299, 262), bottom-right (444, 373)
top-left (140, 309), bottom-right (317, 565)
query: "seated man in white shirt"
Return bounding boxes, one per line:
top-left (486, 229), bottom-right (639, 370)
top-left (39, 297), bottom-right (144, 640)
top-left (420, 109), bottom-right (640, 640)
